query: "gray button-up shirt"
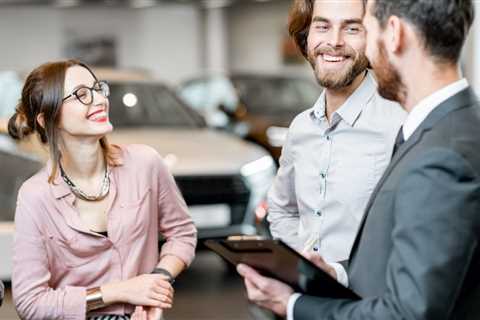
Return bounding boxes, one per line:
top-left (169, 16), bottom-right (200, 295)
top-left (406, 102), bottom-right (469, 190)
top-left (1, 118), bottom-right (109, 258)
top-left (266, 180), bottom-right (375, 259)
top-left (267, 71), bottom-right (406, 262)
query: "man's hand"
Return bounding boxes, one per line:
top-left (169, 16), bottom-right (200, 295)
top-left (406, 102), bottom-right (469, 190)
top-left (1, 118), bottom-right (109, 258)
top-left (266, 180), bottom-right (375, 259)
top-left (237, 263), bottom-right (294, 317)
top-left (302, 251), bottom-right (337, 280)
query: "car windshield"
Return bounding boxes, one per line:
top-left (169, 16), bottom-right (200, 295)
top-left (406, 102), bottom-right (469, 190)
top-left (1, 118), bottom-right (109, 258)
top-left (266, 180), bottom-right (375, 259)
top-left (108, 82), bottom-right (205, 128)
top-left (231, 76), bottom-right (321, 114)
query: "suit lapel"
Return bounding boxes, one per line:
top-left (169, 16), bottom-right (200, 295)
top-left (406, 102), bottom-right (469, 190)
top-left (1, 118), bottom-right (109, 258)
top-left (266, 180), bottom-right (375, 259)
top-left (349, 87), bottom-right (478, 261)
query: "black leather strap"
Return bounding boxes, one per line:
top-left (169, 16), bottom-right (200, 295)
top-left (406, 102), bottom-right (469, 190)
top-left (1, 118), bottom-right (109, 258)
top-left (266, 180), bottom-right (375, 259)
top-left (151, 267), bottom-right (175, 284)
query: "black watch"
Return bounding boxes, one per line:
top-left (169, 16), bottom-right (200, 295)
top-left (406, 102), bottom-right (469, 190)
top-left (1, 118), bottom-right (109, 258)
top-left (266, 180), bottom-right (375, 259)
top-left (151, 267), bottom-right (175, 284)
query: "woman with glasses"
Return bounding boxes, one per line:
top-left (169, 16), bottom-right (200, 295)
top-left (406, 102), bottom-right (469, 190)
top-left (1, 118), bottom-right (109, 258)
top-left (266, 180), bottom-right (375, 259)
top-left (9, 60), bottom-right (197, 320)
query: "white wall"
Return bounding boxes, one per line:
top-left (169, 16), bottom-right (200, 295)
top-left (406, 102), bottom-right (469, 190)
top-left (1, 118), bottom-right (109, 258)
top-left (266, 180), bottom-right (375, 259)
top-left (227, 0), bottom-right (313, 79)
top-left (136, 5), bottom-right (202, 83)
top-left (0, 7), bottom-right (63, 72)
top-left (0, 5), bottom-right (202, 84)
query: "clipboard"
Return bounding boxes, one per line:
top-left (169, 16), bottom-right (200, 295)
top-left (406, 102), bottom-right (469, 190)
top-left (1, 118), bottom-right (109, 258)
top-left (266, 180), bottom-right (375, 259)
top-left (204, 238), bottom-right (360, 300)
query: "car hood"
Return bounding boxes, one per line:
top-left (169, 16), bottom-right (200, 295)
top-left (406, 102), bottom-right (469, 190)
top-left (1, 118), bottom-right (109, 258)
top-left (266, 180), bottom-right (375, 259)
top-left (108, 128), bottom-right (269, 176)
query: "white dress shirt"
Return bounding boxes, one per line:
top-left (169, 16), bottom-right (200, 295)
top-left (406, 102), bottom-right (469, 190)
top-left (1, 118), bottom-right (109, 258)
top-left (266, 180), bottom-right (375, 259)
top-left (403, 79), bottom-right (468, 140)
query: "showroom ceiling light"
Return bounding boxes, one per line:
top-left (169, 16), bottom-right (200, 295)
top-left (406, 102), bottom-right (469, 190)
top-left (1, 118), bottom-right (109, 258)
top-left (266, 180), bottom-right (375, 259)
top-left (122, 93), bottom-right (138, 107)
top-left (129, 0), bottom-right (156, 8)
top-left (54, 0), bottom-right (80, 7)
top-left (201, 0), bottom-right (233, 9)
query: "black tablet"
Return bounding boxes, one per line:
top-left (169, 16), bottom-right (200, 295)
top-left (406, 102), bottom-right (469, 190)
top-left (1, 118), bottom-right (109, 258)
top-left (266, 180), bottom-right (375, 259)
top-left (204, 238), bottom-right (360, 300)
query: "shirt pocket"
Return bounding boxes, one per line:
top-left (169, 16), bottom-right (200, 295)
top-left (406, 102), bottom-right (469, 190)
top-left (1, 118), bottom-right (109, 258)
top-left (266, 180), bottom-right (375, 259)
top-left (48, 234), bottom-right (110, 269)
top-left (119, 187), bottom-right (152, 239)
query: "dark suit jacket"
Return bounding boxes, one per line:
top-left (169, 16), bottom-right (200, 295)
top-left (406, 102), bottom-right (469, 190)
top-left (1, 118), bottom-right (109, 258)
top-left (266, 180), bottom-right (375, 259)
top-left (294, 87), bottom-right (480, 319)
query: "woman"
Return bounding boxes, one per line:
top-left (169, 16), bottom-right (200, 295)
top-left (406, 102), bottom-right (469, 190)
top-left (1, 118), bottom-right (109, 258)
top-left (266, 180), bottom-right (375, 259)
top-left (9, 59), bottom-right (197, 320)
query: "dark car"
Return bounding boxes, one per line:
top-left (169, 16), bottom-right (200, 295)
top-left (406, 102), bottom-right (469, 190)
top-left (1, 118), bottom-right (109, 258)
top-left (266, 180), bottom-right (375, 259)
top-left (178, 73), bottom-right (321, 160)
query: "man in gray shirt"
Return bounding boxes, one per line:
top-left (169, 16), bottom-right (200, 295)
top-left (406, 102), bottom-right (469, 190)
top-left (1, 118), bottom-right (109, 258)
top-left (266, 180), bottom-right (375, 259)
top-left (267, 0), bottom-right (405, 284)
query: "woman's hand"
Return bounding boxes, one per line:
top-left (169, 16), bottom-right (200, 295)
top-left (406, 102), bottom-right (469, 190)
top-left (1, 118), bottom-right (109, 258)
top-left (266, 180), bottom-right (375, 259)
top-left (102, 274), bottom-right (174, 308)
top-left (131, 306), bottom-right (163, 320)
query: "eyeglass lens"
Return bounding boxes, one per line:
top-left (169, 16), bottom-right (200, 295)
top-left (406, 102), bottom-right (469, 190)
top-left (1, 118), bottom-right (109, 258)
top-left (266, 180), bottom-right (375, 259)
top-left (75, 82), bottom-right (109, 105)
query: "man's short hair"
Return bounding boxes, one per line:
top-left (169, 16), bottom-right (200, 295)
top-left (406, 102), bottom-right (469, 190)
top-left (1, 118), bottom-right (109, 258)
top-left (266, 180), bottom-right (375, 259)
top-left (370, 0), bottom-right (474, 64)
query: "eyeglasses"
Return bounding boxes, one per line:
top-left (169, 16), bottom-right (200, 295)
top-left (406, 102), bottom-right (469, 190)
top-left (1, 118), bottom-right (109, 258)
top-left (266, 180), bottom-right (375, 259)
top-left (62, 81), bottom-right (110, 106)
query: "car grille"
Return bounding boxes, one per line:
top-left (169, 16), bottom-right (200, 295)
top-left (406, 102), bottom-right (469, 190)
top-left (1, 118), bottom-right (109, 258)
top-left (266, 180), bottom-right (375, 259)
top-left (174, 174), bottom-right (251, 225)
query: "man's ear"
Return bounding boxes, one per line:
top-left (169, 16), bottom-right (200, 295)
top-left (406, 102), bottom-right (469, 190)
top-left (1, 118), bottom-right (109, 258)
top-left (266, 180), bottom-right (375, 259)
top-left (36, 113), bottom-right (45, 129)
top-left (384, 15), bottom-right (404, 54)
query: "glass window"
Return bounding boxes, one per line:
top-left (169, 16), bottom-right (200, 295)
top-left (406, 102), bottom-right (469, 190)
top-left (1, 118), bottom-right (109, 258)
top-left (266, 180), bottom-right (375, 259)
top-left (231, 75), bottom-right (321, 114)
top-left (108, 82), bottom-right (204, 128)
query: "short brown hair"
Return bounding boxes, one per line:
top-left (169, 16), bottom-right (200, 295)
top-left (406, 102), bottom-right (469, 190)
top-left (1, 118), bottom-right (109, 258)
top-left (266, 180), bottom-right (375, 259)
top-left (8, 59), bottom-right (121, 183)
top-left (287, 0), bottom-right (315, 59)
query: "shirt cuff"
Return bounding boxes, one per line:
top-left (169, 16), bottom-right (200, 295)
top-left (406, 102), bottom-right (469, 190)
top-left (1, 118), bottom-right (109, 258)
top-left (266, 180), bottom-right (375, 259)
top-left (327, 262), bottom-right (349, 287)
top-left (287, 293), bottom-right (302, 320)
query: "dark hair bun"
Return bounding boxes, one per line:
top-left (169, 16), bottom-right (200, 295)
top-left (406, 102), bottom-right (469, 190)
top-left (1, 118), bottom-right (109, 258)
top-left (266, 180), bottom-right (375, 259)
top-left (8, 109), bottom-right (33, 140)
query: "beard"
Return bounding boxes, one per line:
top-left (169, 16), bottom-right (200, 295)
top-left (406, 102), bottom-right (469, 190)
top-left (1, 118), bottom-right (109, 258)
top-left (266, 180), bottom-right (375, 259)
top-left (308, 45), bottom-right (369, 89)
top-left (370, 39), bottom-right (407, 104)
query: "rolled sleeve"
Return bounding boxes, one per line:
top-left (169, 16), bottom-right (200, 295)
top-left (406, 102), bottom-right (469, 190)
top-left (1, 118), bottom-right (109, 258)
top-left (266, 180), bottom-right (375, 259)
top-left (12, 194), bottom-right (87, 320)
top-left (157, 160), bottom-right (197, 267)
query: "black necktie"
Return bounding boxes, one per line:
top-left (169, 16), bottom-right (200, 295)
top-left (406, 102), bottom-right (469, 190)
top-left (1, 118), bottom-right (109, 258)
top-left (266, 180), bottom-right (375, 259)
top-left (392, 126), bottom-right (405, 158)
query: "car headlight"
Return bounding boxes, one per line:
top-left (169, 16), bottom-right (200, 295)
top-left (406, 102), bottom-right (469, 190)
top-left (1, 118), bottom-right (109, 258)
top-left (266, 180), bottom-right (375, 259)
top-left (266, 126), bottom-right (288, 147)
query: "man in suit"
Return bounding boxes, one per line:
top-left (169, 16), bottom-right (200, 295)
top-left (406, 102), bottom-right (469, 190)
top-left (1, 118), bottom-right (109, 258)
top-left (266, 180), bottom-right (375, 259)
top-left (237, 0), bottom-right (480, 319)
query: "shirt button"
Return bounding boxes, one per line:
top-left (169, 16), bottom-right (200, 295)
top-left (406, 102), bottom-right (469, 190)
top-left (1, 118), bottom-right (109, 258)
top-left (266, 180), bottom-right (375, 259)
top-left (315, 210), bottom-right (322, 216)
top-left (325, 135), bottom-right (331, 141)
top-left (320, 173), bottom-right (326, 178)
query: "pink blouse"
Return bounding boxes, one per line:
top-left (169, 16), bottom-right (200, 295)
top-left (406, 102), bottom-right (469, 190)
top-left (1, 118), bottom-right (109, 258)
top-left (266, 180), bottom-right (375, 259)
top-left (12, 144), bottom-right (197, 319)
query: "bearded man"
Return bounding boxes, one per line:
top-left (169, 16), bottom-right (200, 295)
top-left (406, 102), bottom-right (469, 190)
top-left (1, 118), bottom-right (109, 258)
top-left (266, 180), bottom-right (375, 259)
top-left (266, 0), bottom-right (405, 286)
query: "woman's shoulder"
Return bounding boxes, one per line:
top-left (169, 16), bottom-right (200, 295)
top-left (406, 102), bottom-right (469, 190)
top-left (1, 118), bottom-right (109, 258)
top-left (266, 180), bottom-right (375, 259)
top-left (117, 144), bottom-right (165, 170)
top-left (17, 166), bottom-right (50, 202)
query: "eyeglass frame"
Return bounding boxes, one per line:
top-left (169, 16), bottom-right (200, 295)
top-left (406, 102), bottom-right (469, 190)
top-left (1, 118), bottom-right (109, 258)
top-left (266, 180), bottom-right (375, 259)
top-left (62, 80), bottom-right (110, 106)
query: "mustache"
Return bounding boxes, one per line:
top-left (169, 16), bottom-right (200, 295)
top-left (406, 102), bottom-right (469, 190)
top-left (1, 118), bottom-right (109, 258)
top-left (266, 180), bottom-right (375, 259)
top-left (313, 46), bottom-right (354, 57)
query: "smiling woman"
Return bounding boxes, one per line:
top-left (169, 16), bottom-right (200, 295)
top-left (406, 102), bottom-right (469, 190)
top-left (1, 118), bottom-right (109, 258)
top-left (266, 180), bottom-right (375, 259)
top-left (8, 59), bottom-right (197, 320)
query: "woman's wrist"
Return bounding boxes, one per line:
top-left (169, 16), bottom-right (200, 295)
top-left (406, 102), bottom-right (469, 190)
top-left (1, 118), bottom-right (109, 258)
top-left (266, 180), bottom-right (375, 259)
top-left (100, 281), bottom-right (125, 305)
top-left (86, 287), bottom-right (106, 312)
top-left (151, 267), bottom-right (175, 284)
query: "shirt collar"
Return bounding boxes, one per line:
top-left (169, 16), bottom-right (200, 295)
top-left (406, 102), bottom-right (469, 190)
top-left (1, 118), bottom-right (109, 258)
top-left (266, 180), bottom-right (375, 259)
top-left (310, 70), bottom-right (377, 127)
top-left (403, 78), bottom-right (469, 140)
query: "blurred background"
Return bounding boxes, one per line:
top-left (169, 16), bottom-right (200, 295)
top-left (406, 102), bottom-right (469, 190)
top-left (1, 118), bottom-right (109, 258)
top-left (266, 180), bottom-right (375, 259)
top-left (0, 0), bottom-right (480, 319)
